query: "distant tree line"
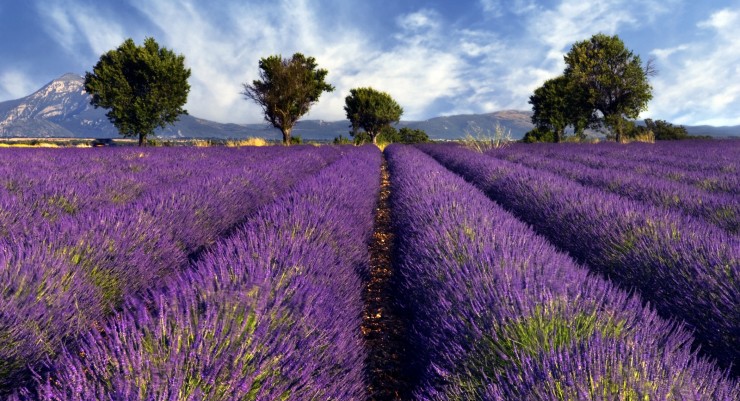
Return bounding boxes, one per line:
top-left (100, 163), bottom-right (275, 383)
top-left (85, 38), bottom-right (427, 146)
top-left (86, 35), bottom-right (689, 146)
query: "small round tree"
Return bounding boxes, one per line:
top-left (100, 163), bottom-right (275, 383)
top-left (84, 37), bottom-right (191, 146)
top-left (344, 87), bottom-right (403, 145)
top-left (243, 53), bottom-right (334, 145)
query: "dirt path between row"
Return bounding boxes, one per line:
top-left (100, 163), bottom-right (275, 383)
top-left (363, 156), bottom-right (408, 401)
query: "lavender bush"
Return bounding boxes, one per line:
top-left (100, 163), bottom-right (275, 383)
top-left (386, 144), bottom-right (738, 399)
top-left (0, 146), bottom-right (342, 393)
top-left (501, 141), bottom-right (739, 195)
top-left (419, 143), bottom-right (739, 373)
top-left (486, 147), bottom-right (739, 233)
top-left (11, 145), bottom-right (380, 400)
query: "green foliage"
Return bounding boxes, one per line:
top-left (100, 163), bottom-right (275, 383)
top-left (396, 127), bottom-right (430, 143)
top-left (352, 132), bottom-right (372, 145)
top-left (344, 87), bottom-right (403, 145)
top-left (563, 33), bottom-right (655, 142)
top-left (618, 118), bottom-right (691, 142)
top-left (358, 126), bottom-right (430, 146)
top-left (332, 135), bottom-right (352, 145)
top-left (450, 305), bottom-right (626, 398)
top-left (617, 119), bottom-right (654, 142)
top-left (529, 75), bottom-right (590, 142)
top-left (243, 53), bottom-right (334, 145)
top-left (84, 37), bottom-right (191, 146)
top-left (522, 127), bottom-right (555, 143)
top-left (645, 119), bottom-right (689, 140)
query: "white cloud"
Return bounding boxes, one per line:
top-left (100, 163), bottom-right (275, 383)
top-left (647, 8), bottom-right (740, 125)
top-left (698, 8), bottom-right (739, 30)
top-left (124, 1), bottom-right (469, 123)
top-left (397, 9), bottom-right (440, 31)
top-left (27, 0), bottom-right (708, 125)
top-left (468, 0), bottom-right (677, 116)
top-left (0, 70), bottom-right (38, 100)
top-left (480, 0), bottom-right (538, 17)
top-left (36, 1), bottom-right (127, 58)
top-left (511, 0), bottom-right (539, 15)
top-left (650, 45), bottom-right (689, 60)
top-left (480, 0), bottom-right (503, 16)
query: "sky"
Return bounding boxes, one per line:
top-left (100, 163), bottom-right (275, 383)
top-left (0, 0), bottom-right (738, 126)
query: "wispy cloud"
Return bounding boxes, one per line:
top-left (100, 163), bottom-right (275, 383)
top-left (36, 1), bottom-right (128, 59)
top-left (648, 8), bottom-right (740, 125)
top-left (26, 0), bottom-right (725, 126)
top-left (479, 0), bottom-right (503, 16)
top-left (126, 0), bottom-right (470, 123)
top-left (448, 0), bottom-right (676, 116)
top-left (0, 69), bottom-right (37, 100)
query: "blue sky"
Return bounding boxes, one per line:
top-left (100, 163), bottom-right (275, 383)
top-left (1, 0), bottom-right (738, 126)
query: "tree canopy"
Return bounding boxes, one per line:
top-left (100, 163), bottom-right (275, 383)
top-left (528, 34), bottom-right (654, 143)
top-left (344, 87), bottom-right (403, 145)
top-left (84, 37), bottom-right (191, 146)
top-left (350, 126), bottom-right (429, 145)
top-left (564, 33), bottom-right (655, 142)
top-left (529, 75), bottom-right (590, 143)
top-left (243, 53), bottom-right (334, 145)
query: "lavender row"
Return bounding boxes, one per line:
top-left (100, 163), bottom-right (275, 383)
top-left (559, 140), bottom-right (740, 173)
top-left (499, 142), bottom-right (740, 196)
top-left (0, 147), bottom-right (273, 219)
top-left (10, 145), bottom-right (380, 401)
top-left (419, 143), bottom-right (740, 373)
top-left (486, 148), bottom-right (739, 234)
top-left (385, 144), bottom-right (737, 399)
top-left (0, 146), bottom-right (342, 392)
top-left (0, 147), bottom-right (337, 243)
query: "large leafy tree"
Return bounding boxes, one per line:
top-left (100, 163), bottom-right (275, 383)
top-left (529, 75), bottom-right (591, 142)
top-left (564, 33), bottom-right (655, 142)
top-left (243, 53), bottom-right (334, 145)
top-left (85, 37), bottom-right (191, 146)
top-left (344, 87), bottom-right (403, 145)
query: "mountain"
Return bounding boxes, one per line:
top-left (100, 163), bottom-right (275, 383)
top-left (403, 110), bottom-right (535, 140)
top-left (0, 73), bottom-right (248, 139)
top-left (683, 125), bottom-right (740, 138)
top-left (1, 74), bottom-right (738, 140)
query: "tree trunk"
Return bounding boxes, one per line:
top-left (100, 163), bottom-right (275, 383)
top-left (138, 133), bottom-right (145, 147)
top-left (555, 129), bottom-right (562, 143)
top-left (282, 127), bottom-right (292, 145)
top-left (615, 118), bottom-right (623, 143)
top-left (372, 134), bottom-right (378, 145)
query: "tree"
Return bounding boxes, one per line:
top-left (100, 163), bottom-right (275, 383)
top-left (522, 127), bottom-right (555, 143)
top-left (529, 75), bottom-right (591, 142)
top-left (84, 37), bottom-right (191, 146)
top-left (645, 119), bottom-right (689, 140)
top-left (243, 53), bottom-right (334, 145)
top-left (564, 33), bottom-right (655, 142)
top-left (344, 87), bottom-right (403, 145)
top-left (397, 127), bottom-right (429, 143)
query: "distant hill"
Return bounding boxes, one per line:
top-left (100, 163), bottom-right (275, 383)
top-left (403, 110), bottom-right (535, 140)
top-left (683, 125), bottom-right (740, 138)
top-left (1, 73), bottom-right (737, 140)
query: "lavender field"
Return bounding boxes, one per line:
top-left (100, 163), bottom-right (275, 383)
top-left (0, 141), bottom-right (738, 400)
